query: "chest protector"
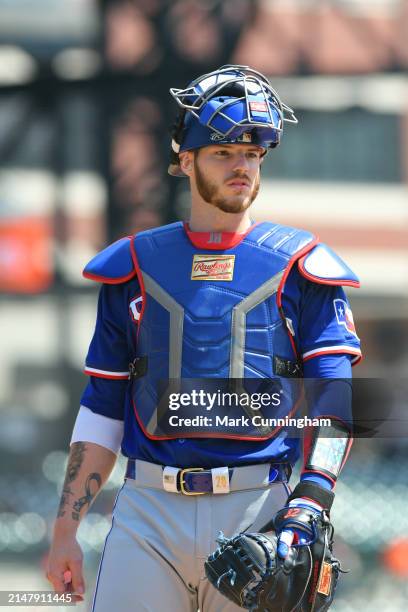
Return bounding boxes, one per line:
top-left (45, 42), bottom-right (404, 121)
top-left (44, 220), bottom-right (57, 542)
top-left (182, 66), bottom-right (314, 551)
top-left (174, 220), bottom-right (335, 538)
top-left (127, 222), bottom-right (317, 440)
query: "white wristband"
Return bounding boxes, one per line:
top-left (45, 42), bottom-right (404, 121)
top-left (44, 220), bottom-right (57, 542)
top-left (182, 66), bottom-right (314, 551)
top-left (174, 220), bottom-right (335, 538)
top-left (70, 405), bottom-right (124, 454)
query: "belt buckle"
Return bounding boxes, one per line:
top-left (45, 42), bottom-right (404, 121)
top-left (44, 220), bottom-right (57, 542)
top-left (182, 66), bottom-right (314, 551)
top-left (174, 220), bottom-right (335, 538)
top-left (179, 467), bottom-right (206, 496)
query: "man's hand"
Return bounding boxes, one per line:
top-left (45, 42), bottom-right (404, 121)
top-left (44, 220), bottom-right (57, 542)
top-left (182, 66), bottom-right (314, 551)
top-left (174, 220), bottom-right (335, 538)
top-left (274, 498), bottom-right (324, 558)
top-left (46, 534), bottom-right (85, 602)
top-left (46, 441), bottom-right (117, 602)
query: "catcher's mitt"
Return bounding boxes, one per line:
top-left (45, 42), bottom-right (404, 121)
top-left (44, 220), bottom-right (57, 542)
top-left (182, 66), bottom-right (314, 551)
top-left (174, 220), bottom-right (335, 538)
top-left (204, 510), bottom-right (344, 611)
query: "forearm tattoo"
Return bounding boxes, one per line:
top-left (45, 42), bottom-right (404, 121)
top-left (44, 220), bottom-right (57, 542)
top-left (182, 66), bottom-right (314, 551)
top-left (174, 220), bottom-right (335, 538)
top-left (72, 472), bottom-right (102, 521)
top-left (57, 442), bottom-right (87, 518)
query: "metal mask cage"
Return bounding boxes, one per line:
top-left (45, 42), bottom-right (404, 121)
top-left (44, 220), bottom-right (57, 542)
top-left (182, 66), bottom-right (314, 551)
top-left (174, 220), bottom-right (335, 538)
top-left (199, 96), bottom-right (281, 140)
top-left (169, 64), bottom-right (297, 138)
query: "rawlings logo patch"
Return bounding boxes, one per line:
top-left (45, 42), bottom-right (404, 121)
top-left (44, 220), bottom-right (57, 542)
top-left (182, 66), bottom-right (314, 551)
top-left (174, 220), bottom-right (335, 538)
top-left (334, 298), bottom-right (357, 336)
top-left (317, 561), bottom-right (332, 596)
top-left (191, 254), bottom-right (235, 281)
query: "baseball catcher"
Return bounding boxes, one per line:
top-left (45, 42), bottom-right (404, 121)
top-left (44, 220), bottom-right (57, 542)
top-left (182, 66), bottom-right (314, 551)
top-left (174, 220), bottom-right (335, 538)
top-left (46, 64), bottom-right (360, 611)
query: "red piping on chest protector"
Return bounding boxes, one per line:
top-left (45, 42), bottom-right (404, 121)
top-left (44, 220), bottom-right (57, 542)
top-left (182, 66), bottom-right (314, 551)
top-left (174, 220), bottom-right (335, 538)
top-left (298, 254), bottom-right (360, 288)
top-left (83, 270), bottom-right (136, 284)
top-left (130, 237), bottom-right (146, 341)
top-left (82, 236), bottom-right (137, 284)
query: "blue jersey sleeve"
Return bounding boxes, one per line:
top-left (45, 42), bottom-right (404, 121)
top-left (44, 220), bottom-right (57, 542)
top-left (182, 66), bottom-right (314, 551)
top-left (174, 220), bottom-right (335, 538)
top-left (282, 266), bottom-right (362, 365)
top-left (80, 278), bottom-right (140, 420)
top-left (80, 377), bottom-right (128, 421)
top-left (83, 283), bottom-right (132, 379)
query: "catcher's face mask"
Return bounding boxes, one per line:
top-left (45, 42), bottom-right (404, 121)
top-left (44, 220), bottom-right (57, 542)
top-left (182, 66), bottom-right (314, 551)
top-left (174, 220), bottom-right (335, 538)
top-left (168, 64), bottom-right (297, 177)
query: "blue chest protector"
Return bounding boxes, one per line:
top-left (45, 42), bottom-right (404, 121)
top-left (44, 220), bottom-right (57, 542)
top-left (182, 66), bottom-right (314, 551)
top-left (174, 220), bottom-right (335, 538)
top-left (83, 221), bottom-right (359, 441)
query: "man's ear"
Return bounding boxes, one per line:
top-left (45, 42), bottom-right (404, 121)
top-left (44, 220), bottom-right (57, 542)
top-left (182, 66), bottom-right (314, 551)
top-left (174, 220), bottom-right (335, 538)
top-left (179, 151), bottom-right (193, 176)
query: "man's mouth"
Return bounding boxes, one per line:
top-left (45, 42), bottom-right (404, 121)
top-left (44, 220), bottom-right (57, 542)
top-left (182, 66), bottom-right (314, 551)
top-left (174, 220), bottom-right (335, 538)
top-left (226, 179), bottom-right (250, 187)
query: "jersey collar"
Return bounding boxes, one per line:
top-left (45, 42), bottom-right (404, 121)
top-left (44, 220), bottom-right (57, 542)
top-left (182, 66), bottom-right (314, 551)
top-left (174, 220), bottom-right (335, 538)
top-left (183, 221), bottom-right (259, 250)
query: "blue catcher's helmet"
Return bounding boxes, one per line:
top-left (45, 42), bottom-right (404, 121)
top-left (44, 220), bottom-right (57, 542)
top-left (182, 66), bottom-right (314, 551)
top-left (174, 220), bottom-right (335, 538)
top-left (168, 64), bottom-right (297, 177)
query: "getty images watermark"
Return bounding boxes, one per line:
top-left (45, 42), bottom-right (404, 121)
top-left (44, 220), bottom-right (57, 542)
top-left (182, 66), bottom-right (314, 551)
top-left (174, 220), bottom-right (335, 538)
top-left (169, 389), bottom-right (283, 411)
top-left (167, 389), bottom-right (331, 429)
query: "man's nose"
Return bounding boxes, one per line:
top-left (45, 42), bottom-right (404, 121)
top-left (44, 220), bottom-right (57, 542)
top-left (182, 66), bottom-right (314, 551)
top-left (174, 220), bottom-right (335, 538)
top-left (232, 152), bottom-right (250, 173)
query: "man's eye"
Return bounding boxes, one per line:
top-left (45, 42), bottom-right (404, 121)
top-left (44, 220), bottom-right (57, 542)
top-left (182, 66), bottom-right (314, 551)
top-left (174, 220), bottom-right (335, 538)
top-left (247, 152), bottom-right (260, 159)
top-left (215, 150), bottom-right (229, 156)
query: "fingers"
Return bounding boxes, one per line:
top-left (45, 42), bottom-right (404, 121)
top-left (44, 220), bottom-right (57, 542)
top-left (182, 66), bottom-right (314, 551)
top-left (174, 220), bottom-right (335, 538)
top-left (277, 529), bottom-right (294, 558)
top-left (67, 561), bottom-right (85, 601)
top-left (47, 574), bottom-right (65, 593)
top-left (46, 569), bottom-right (66, 594)
top-left (295, 531), bottom-right (310, 545)
top-left (46, 564), bottom-right (85, 603)
top-left (63, 570), bottom-right (72, 585)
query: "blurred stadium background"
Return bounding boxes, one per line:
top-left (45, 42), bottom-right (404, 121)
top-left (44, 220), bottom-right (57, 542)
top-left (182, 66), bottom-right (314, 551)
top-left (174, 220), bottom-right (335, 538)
top-left (0, 0), bottom-right (408, 610)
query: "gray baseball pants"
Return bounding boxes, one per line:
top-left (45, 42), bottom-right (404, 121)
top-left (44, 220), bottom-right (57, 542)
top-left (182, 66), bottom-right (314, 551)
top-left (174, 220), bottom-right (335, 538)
top-left (92, 460), bottom-right (290, 612)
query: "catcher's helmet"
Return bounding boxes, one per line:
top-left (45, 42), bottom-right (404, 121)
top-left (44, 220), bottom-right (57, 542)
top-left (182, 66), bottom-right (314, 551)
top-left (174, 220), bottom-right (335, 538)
top-left (168, 64), bottom-right (297, 177)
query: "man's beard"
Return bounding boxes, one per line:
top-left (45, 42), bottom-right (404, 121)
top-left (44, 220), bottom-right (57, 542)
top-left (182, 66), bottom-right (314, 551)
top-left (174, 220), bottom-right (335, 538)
top-left (194, 157), bottom-right (260, 214)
